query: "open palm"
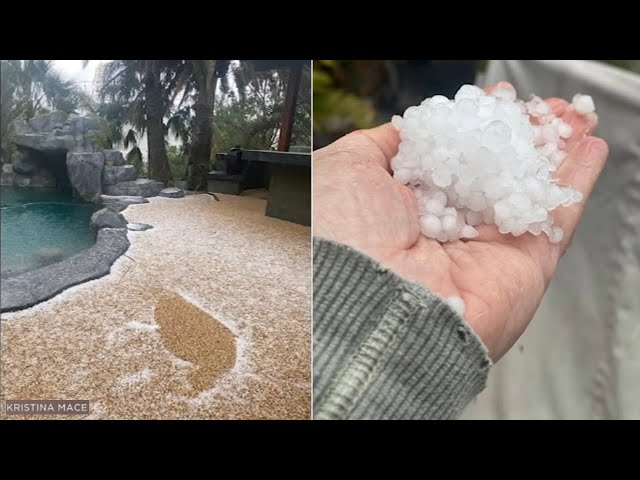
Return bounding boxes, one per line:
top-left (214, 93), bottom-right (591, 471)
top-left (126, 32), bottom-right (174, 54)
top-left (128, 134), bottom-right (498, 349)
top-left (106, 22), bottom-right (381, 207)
top-left (313, 88), bottom-right (608, 361)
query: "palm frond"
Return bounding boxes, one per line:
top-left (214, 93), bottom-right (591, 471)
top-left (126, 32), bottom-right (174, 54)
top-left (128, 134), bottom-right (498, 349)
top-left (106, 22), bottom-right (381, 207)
top-left (125, 145), bottom-right (144, 174)
top-left (123, 128), bottom-right (138, 149)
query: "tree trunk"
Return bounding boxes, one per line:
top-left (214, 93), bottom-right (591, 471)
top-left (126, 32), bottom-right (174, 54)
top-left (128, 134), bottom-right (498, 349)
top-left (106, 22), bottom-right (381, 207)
top-left (144, 60), bottom-right (172, 185)
top-left (187, 60), bottom-right (217, 191)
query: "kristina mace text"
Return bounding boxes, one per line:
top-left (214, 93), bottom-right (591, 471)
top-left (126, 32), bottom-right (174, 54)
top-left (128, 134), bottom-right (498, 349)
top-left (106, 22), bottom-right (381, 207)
top-left (4, 400), bottom-right (90, 415)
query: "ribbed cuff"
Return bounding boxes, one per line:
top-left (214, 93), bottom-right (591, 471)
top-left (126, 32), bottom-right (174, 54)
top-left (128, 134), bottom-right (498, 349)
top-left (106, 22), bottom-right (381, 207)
top-left (313, 237), bottom-right (492, 420)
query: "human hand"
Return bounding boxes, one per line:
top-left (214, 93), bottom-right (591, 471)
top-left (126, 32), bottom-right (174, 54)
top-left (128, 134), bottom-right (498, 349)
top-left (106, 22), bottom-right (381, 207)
top-left (313, 83), bottom-right (609, 362)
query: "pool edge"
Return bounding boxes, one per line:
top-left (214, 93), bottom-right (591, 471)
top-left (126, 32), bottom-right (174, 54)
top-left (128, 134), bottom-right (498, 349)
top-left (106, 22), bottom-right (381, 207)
top-left (1, 228), bottom-right (130, 314)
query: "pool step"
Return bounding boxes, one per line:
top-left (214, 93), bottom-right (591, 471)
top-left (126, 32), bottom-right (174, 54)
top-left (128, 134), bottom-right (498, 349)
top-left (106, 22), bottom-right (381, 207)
top-left (104, 179), bottom-right (164, 197)
top-left (100, 194), bottom-right (150, 213)
top-left (100, 195), bottom-right (150, 205)
top-left (103, 165), bottom-right (137, 186)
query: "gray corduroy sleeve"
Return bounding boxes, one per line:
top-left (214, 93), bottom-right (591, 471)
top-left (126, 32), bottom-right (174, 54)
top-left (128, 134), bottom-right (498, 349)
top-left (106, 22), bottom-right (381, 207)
top-left (313, 237), bottom-right (492, 420)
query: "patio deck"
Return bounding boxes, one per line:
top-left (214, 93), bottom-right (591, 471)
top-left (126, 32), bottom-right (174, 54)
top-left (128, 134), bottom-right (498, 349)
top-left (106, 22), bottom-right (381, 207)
top-left (0, 193), bottom-right (310, 419)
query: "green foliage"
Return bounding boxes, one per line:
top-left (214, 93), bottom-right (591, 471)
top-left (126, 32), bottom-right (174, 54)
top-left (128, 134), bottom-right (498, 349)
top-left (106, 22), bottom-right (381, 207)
top-left (601, 60), bottom-right (638, 72)
top-left (1, 60), bottom-right (82, 161)
top-left (210, 97), bottom-right (273, 154)
top-left (476, 60), bottom-right (489, 72)
top-left (118, 127), bottom-right (146, 177)
top-left (0, 63), bottom-right (13, 162)
top-left (167, 145), bottom-right (187, 181)
top-left (313, 60), bottom-right (376, 135)
top-left (92, 60), bottom-right (311, 180)
top-left (313, 59), bottom-right (640, 142)
top-left (476, 60), bottom-right (636, 73)
top-left (210, 61), bottom-right (311, 161)
top-left (1, 131), bottom-right (15, 164)
top-left (166, 107), bottom-right (191, 146)
top-left (292, 66), bottom-right (312, 147)
top-left (126, 146), bottom-right (145, 177)
top-left (97, 60), bottom-right (149, 141)
top-left (96, 60), bottom-right (201, 179)
top-left (97, 60), bottom-right (190, 142)
top-left (87, 117), bottom-right (113, 149)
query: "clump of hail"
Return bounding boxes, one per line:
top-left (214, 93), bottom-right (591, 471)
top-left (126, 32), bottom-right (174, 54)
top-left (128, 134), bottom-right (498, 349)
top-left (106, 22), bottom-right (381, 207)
top-left (390, 84), bottom-right (596, 243)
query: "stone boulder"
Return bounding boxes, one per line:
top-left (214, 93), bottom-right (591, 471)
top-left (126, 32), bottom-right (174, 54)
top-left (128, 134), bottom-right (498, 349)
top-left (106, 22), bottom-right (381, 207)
top-left (103, 165), bottom-right (137, 186)
top-left (104, 179), bottom-right (164, 197)
top-left (103, 150), bottom-right (125, 167)
top-left (159, 187), bottom-right (185, 198)
top-left (13, 132), bottom-right (73, 152)
top-left (100, 195), bottom-right (150, 205)
top-left (100, 194), bottom-right (149, 212)
top-left (8, 118), bottom-right (30, 136)
top-left (12, 149), bottom-right (38, 174)
top-left (15, 175), bottom-right (31, 187)
top-left (90, 208), bottom-right (127, 230)
top-left (105, 203), bottom-right (127, 213)
top-left (11, 111), bottom-right (104, 154)
top-left (28, 111), bottom-right (69, 132)
top-left (7, 112), bottom-right (111, 189)
top-left (1, 163), bottom-right (15, 186)
top-left (67, 152), bottom-right (105, 201)
top-left (30, 168), bottom-right (57, 188)
top-left (127, 223), bottom-right (153, 231)
top-left (5, 149), bottom-right (57, 187)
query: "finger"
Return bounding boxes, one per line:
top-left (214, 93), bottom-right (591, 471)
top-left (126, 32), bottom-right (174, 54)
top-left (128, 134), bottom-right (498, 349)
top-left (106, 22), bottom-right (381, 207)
top-left (561, 108), bottom-right (599, 151)
top-left (483, 84), bottom-right (569, 121)
top-left (528, 98), bottom-right (570, 126)
top-left (552, 136), bottom-right (609, 252)
top-left (484, 83), bottom-right (567, 115)
top-left (545, 98), bottom-right (569, 117)
top-left (339, 123), bottom-right (400, 172)
top-left (484, 81), bottom-right (514, 95)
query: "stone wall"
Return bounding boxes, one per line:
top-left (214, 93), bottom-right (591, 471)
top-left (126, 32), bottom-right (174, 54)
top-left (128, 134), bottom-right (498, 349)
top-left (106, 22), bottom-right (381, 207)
top-left (4, 111), bottom-right (176, 204)
top-left (4, 111), bottom-right (106, 189)
top-left (10, 111), bottom-right (104, 154)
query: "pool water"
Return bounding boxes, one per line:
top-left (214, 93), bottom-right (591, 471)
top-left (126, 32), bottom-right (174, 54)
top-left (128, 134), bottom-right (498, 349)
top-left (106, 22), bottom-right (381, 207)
top-left (1, 186), bottom-right (100, 277)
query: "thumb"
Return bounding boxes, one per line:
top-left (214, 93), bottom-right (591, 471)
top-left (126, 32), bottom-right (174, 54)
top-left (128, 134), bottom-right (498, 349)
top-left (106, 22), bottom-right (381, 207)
top-left (337, 123), bottom-right (400, 172)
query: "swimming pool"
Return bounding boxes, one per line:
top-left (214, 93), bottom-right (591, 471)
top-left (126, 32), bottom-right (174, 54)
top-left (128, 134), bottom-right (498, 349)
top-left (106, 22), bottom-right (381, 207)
top-left (1, 186), bottom-right (100, 278)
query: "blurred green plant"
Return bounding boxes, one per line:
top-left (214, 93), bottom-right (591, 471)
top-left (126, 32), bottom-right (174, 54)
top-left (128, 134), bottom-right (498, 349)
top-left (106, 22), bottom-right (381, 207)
top-left (601, 60), bottom-right (637, 71)
top-left (167, 145), bottom-right (187, 181)
top-left (476, 60), bottom-right (637, 72)
top-left (122, 128), bottom-right (145, 177)
top-left (211, 61), bottom-right (311, 163)
top-left (313, 60), bottom-right (376, 135)
top-left (87, 118), bottom-right (113, 150)
top-left (476, 60), bottom-right (489, 72)
top-left (314, 59), bottom-right (638, 143)
top-left (1, 60), bottom-right (84, 162)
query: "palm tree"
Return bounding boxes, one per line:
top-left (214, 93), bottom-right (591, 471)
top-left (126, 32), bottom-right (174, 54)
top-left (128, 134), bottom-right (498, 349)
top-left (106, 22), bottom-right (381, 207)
top-left (143, 60), bottom-right (172, 184)
top-left (1, 60), bottom-right (82, 161)
top-left (96, 59), bottom-right (231, 188)
top-left (186, 60), bottom-right (219, 190)
top-left (7, 60), bottom-right (79, 119)
top-left (0, 61), bottom-right (16, 162)
top-left (97, 60), bottom-right (179, 185)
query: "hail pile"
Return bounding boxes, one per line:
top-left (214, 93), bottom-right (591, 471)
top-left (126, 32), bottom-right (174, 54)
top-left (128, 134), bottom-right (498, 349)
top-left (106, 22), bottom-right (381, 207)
top-left (390, 85), bottom-right (595, 243)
